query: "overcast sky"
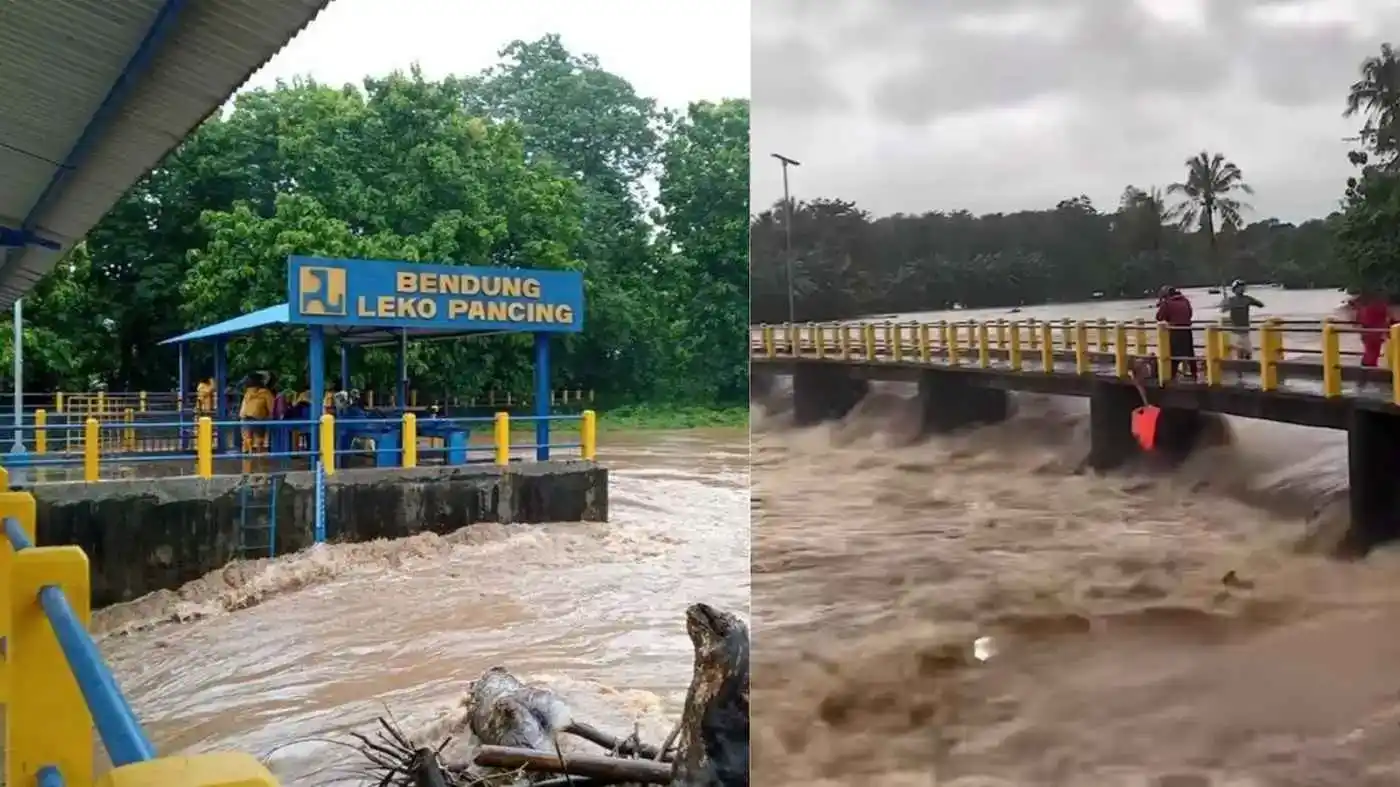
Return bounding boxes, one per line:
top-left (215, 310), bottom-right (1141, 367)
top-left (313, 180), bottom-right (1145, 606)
top-left (752, 0), bottom-right (1397, 223)
top-left (246, 0), bottom-right (750, 113)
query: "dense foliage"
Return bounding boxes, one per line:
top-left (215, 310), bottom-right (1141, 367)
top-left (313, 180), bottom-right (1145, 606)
top-left (751, 43), bottom-right (1400, 322)
top-left (5, 36), bottom-right (749, 407)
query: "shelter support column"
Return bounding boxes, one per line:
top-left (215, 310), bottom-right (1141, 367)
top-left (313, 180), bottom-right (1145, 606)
top-left (534, 333), bottom-right (550, 461)
top-left (309, 326), bottom-right (327, 467)
top-left (1344, 407), bottom-right (1400, 556)
top-left (791, 364), bottom-right (868, 427)
top-left (213, 338), bottom-right (228, 451)
top-left (177, 344), bottom-right (189, 451)
top-left (1088, 381), bottom-right (1142, 470)
top-left (916, 369), bottom-right (1008, 434)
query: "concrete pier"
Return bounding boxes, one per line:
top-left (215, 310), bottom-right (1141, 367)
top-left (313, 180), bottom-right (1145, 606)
top-left (32, 462), bottom-right (608, 607)
top-left (1345, 407), bottom-right (1400, 555)
top-left (791, 365), bottom-right (869, 426)
top-left (1088, 381), bottom-right (1205, 470)
top-left (917, 370), bottom-right (1009, 434)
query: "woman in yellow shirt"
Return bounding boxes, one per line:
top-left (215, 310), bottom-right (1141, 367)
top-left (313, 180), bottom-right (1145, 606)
top-left (195, 377), bottom-right (214, 415)
top-left (238, 374), bottom-right (276, 453)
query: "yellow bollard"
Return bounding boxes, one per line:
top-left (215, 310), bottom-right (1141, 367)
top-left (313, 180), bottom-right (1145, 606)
top-left (196, 417), bottom-right (213, 478)
top-left (494, 412), bottom-right (510, 465)
top-left (977, 322), bottom-right (991, 368)
top-left (1156, 323), bottom-right (1173, 383)
top-left (402, 413), bottom-right (418, 468)
top-left (581, 409), bottom-right (597, 460)
top-left (84, 417), bottom-right (99, 482)
top-left (1113, 323), bottom-right (1128, 378)
top-left (1321, 321), bottom-right (1341, 397)
top-left (320, 414), bottom-right (336, 475)
top-left (34, 409), bottom-right (46, 454)
top-left (9, 543), bottom-right (94, 787)
top-left (1204, 325), bottom-right (1222, 386)
top-left (1009, 321), bottom-right (1023, 371)
top-left (139, 390), bottom-right (147, 413)
top-left (762, 325), bottom-right (774, 357)
top-left (1040, 323), bottom-right (1054, 372)
top-left (123, 408), bottom-right (135, 452)
top-left (1073, 322), bottom-right (1089, 374)
top-left (55, 391), bottom-right (64, 414)
top-left (917, 323), bottom-right (931, 362)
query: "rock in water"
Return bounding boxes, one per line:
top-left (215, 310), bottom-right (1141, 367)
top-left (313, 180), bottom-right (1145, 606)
top-left (467, 666), bottom-right (574, 751)
top-left (671, 603), bottom-right (750, 787)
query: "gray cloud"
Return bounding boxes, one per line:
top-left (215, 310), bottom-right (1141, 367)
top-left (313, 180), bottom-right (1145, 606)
top-left (752, 0), bottom-right (1400, 222)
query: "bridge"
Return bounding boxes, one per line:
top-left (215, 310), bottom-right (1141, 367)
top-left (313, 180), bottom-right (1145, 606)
top-left (751, 318), bottom-right (1400, 555)
top-left (0, 1), bottom-right (342, 785)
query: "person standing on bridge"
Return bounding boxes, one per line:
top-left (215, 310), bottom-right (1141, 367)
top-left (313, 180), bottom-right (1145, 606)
top-left (1348, 290), bottom-right (1394, 368)
top-left (1220, 279), bottom-right (1264, 361)
top-left (1156, 286), bottom-right (1197, 380)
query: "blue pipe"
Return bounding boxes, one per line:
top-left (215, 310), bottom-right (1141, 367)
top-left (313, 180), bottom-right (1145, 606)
top-left (533, 333), bottom-right (550, 461)
top-left (4, 515), bottom-right (33, 550)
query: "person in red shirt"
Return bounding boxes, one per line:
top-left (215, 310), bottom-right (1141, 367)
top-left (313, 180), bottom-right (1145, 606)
top-left (1348, 290), bottom-right (1394, 368)
top-left (1155, 286), bottom-right (1197, 380)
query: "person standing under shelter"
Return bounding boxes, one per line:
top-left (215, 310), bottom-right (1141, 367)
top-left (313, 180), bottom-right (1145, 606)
top-left (196, 376), bottom-right (215, 415)
top-left (1156, 286), bottom-right (1197, 380)
top-left (239, 373), bottom-right (276, 455)
top-left (1220, 279), bottom-right (1265, 361)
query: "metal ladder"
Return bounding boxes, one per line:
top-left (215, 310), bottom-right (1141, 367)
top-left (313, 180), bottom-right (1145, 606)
top-left (236, 474), bottom-right (280, 559)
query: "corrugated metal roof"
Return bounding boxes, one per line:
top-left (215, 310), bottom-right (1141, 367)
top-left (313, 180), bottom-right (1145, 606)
top-left (0, 0), bottom-right (335, 308)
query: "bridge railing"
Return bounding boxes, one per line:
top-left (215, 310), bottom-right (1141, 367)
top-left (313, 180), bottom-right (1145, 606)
top-left (1, 410), bottom-right (600, 482)
top-left (0, 467), bottom-right (280, 786)
top-left (752, 318), bottom-right (1400, 403)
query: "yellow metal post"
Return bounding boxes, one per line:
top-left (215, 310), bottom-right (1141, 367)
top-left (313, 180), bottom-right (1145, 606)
top-left (1009, 321), bottom-right (1023, 371)
top-left (581, 410), bottom-right (597, 460)
top-left (1027, 319), bottom-right (1039, 349)
top-left (1113, 323), bottom-right (1128, 378)
top-left (762, 325), bottom-right (774, 357)
top-left (1134, 318), bottom-right (1147, 356)
top-left (813, 324), bottom-right (825, 359)
top-left (0, 483), bottom-right (35, 705)
top-left (97, 390), bottom-right (106, 414)
top-left (977, 321), bottom-right (991, 368)
top-left (945, 322), bottom-right (960, 366)
top-left (1156, 323), bottom-right (1173, 382)
top-left (1073, 322), bottom-right (1089, 374)
top-left (34, 409), bottom-right (46, 454)
top-left (888, 322), bottom-right (901, 361)
top-left (1061, 318), bottom-right (1073, 350)
top-left (996, 319), bottom-right (1007, 350)
top-left (320, 414), bottom-right (336, 476)
top-left (55, 391), bottom-right (64, 414)
top-left (123, 408), bottom-right (135, 452)
top-left (1040, 323), bottom-right (1054, 372)
top-left (411, 390), bottom-right (418, 408)
top-left (863, 323), bottom-right (876, 361)
top-left (494, 412), bottom-right (510, 465)
top-left (1321, 321), bottom-right (1341, 397)
top-left (1096, 317), bottom-right (1109, 352)
top-left (839, 324), bottom-right (851, 359)
top-left (1260, 320), bottom-right (1280, 391)
top-left (9, 544), bottom-right (94, 787)
top-left (84, 417), bottom-right (99, 482)
top-left (402, 413), bottom-right (418, 468)
top-left (139, 390), bottom-right (147, 413)
top-left (196, 417), bottom-right (213, 478)
top-left (1204, 325), bottom-right (1222, 385)
top-left (917, 323), bottom-right (931, 362)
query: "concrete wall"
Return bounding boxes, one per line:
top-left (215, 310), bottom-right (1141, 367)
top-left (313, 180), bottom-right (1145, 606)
top-left (31, 462), bottom-right (608, 607)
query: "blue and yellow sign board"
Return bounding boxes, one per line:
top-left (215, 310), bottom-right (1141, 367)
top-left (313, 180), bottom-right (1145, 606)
top-left (287, 256), bottom-right (584, 333)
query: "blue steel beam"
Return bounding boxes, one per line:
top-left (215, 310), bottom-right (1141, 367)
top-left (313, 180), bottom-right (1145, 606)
top-left (0, 0), bottom-right (192, 274)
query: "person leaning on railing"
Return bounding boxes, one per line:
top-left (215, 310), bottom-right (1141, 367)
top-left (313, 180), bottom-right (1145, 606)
top-left (1345, 289), bottom-right (1396, 369)
top-left (1155, 285), bottom-right (1198, 381)
top-left (195, 376), bottom-right (215, 415)
top-left (238, 373), bottom-right (276, 454)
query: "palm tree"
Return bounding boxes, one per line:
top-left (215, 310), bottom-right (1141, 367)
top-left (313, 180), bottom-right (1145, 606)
top-left (1167, 151), bottom-right (1253, 286)
top-left (1344, 42), bottom-right (1400, 165)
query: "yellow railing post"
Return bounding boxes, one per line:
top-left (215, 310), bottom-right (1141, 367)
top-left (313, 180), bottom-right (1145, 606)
top-left (1009, 321), bottom-right (1023, 371)
top-left (9, 543), bottom-right (94, 787)
top-left (34, 409), bottom-right (46, 455)
top-left (410, 390), bottom-right (418, 408)
top-left (813, 324), bottom-right (826, 359)
top-left (1040, 323), bottom-right (1054, 372)
top-left (1061, 318), bottom-right (1073, 350)
top-left (839, 324), bottom-right (852, 359)
top-left (1113, 323), bottom-right (1128, 378)
top-left (996, 319), bottom-right (1007, 350)
top-left (402, 413), bottom-right (418, 469)
top-left (123, 408), bottom-right (135, 452)
top-left (976, 321), bottom-right (991, 368)
top-left (196, 417), bottom-right (213, 478)
top-left (945, 322), bottom-right (960, 366)
top-left (917, 323), bottom-right (931, 362)
top-left (139, 391), bottom-right (147, 413)
top-left (1027, 319), bottom-right (1039, 349)
top-left (862, 323), bottom-right (876, 361)
top-left (581, 410), bottom-right (597, 460)
top-left (1073, 321), bottom-right (1089, 374)
top-left (1156, 322), bottom-right (1173, 382)
top-left (0, 478), bottom-right (33, 705)
top-left (1204, 325), bottom-right (1222, 385)
top-left (1260, 320), bottom-right (1280, 391)
top-left (1134, 318), bottom-right (1147, 356)
top-left (762, 325), bottom-right (774, 358)
top-left (84, 417), bottom-right (100, 482)
top-left (887, 322), bottom-right (901, 361)
top-left (1096, 317), bottom-right (1109, 352)
top-left (320, 414), bottom-right (336, 475)
top-left (1321, 321), bottom-right (1341, 397)
top-left (54, 391), bottom-right (64, 414)
top-left (494, 412), bottom-right (510, 465)
top-left (97, 390), bottom-right (106, 415)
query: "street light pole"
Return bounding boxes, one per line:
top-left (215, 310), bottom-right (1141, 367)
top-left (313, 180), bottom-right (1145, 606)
top-left (771, 152), bottom-right (801, 323)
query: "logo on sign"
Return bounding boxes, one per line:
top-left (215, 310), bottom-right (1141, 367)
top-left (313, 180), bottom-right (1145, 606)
top-left (298, 266), bottom-right (347, 317)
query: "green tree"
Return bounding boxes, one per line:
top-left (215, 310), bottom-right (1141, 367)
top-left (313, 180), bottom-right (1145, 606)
top-left (1345, 42), bottom-right (1400, 168)
top-left (1167, 151), bottom-right (1254, 286)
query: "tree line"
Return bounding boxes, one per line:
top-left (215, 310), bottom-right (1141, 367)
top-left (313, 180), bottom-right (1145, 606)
top-left (4, 36), bottom-right (749, 408)
top-left (751, 43), bottom-right (1400, 323)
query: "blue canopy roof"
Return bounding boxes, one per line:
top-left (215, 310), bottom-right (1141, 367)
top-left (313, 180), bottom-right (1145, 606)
top-left (160, 302), bottom-right (511, 347)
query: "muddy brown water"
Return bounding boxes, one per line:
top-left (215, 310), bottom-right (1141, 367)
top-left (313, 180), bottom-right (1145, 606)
top-left (753, 288), bottom-right (1400, 786)
top-left (91, 428), bottom-right (748, 785)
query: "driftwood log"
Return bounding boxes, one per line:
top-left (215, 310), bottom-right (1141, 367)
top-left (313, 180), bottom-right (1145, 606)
top-left (348, 603), bottom-right (749, 787)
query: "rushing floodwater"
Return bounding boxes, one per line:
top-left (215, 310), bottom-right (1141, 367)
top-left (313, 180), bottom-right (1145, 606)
top-left (94, 429), bottom-right (748, 785)
top-left (753, 288), bottom-right (1400, 786)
